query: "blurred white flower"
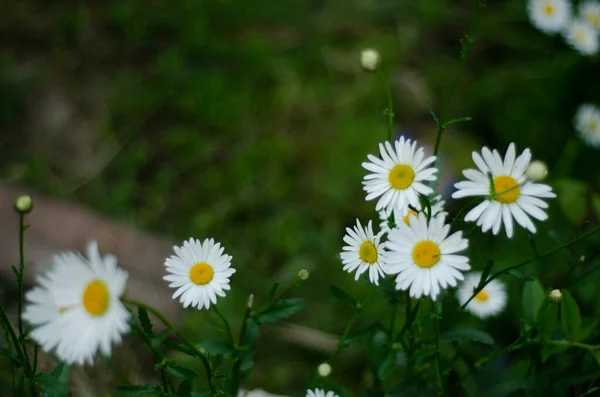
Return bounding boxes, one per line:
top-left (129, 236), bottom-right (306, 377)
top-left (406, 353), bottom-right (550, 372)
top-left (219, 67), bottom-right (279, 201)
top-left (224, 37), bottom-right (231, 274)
top-left (574, 103), bottom-right (600, 147)
top-left (340, 219), bottom-right (388, 285)
top-left (362, 136), bottom-right (437, 215)
top-left (457, 272), bottom-right (507, 319)
top-left (318, 362), bottom-right (332, 377)
top-left (360, 48), bottom-right (380, 71)
top-left (306, 389), bottom-right (339, 397)
top-left (164, 238), bottom-right (236, 310)
top-left (23, 242), bottom-right (129, 365)
top-left (527, 0), bottom-right (571, 33)
top-left (239, 389), bottom-right (289, 397)
top-left (525, 160), bottom-right (548, 182)
top-left (386, 213), bottom-right (470, 300)
top-left (580, 0), bottom-right (600, 30)
top-left (452, 143), bottom-right (556, 238)
top-left (564, 19), bottom-right (599, 55)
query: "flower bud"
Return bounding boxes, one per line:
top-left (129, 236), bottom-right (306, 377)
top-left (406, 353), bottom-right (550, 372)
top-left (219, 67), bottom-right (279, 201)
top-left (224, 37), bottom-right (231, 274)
top-left (526, 160), bottom-right (548, 182)
top-left (297, 269), bottom-right (310, 281)
top-left (317, 362), bottom-right (331, 377)
top-left (247, 293), bottom-right (254, 309)
top-left (548, 289), bottom-right (562, 304)
top-left (360, 49), bottom-right (380, 72)
top-left (14, 195), bottom-right (33, 214)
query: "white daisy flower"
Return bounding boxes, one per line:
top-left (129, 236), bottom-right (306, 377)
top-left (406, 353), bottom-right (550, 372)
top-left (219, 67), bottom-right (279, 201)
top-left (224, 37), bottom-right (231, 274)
top-left (575, 103), bottom-right (600, 147)
top-left (340, 219), bottom-right (388, 285)
top-left (239, 389), bottom-right (289, 397)
top-left (362, 137), bottom-right (437, 215)
top-left (564, 19), bottom-right (600, 55)
top-left (452, 143), bottom-right (556, 238)
top-left (306, 389), bottom-right (339, 397)
top-left (379, 194), bottom-right (447, 234)
top-left (22, 242), bottom-right (130, 366)
top-left (385, 213), bottom-right (470, 300)
top-left (164, 238), bottom-right (236, 310)
top-left (457, 272), bottom-right (507, 319)
top-left (581, 0), bottom-right (600, 30)
top-left (527, 0), bottom-right (571, 34)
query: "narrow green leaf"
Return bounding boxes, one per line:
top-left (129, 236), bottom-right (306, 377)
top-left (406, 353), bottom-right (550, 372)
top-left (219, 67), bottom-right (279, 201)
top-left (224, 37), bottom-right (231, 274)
top-left (507, 270), bottom-right (534, 282)
top-left (330, 284), bottom-right (357, 308)
top-left (267, 283), bottom-right (279, 302)
top-left (478, 260), bottom-right (494, 287)
top-left (242, 318), bottom-right (260, 345)
top-left (116, 385), bottom-right (160, 396)
top-left (51, 362), bottom-right (70, 384)
top-left (377, 353), bottom-right (396, 380)
top-left (0, 347), bottom-right (21, 366)
top-left (440, 328), bottom-right (494, 345)
top-left (522, 278), bottom-right (544, 327)
top-left (561, 290), bottom-right (581, 340)
top-left (255, 299), bottom-right (306, 324)
top-left (442, 116), bottom-right (472, 127)
top-left (581, 387), bottom-right (600, 397)
top-left (150, 329), bottom-right (170, 349)
top-left (138, 307), bottom-right (154, 337)
top-left (426, 100), bottom-right (440, 125)
top-left (538, 304), bottom-right (558, 337)
top-left (35, 372), bottom-right (71, 397)
top-left (164, 361), bottom-right (199, 380)
top-left (196, 340), bottom-right (234, 358)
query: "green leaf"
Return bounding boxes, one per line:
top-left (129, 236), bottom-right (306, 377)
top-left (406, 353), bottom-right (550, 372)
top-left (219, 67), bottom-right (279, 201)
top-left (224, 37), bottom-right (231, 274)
top-left (51, 362), bottom-right (70, 384)
top-left (440, 328), bottom-right (494, 345)
top-left (0, 346), bottom-right (21, 366)
top-left (478, 260), bottom-right (494, 287)
top-left (578, 317), bottom-right (598, 342)
top-left (426, 100), bottom-right (440, 125)
top-left (163, 361), bottom-right (199, 380)
top-left (150, 329), bottom-right (170, 350)
top-left (116, 385), bottom-right (160, 396)
top-left (561, 290), bottom-right (581, 340)
top-left (267, 283), bottom-right (279, 302)
top-left (138, 307), bottom-right (154, 337)
top-left (522, 278), bottom-right (545, 327)
top-left (330, 284), bottom-right (357, 308)
top-left (255, 299), bottom-right (305, 324)
top-left (591, 194), bottom-right (600, 220)
top-left (538, 304), bottom-right (558, 337)
top-left (35, 372), bottom-right (71, 397)
top-left (581, 387), bottom-right (600, 397)
top-left (442, 116), bottom-right (472, 127)
top-left (507, 270), bottom-right (534, 282)
top-left (377, 352), bottom-right (396, 380)
top-left (242, 318), bottom-right (260, 345)
top-left (197, 340), bottom-right (234, 358)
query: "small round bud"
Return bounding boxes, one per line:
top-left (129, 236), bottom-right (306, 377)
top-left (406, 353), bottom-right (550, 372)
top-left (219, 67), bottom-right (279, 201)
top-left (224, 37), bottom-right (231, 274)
top-left (525, 160), bottom-right (548, 182)
top-left (247, 293), bottom-right (255, 309)
top-left (297, 269), bottom-right (310, 281)
top-left (317, 362), bottom-right (331, 377)
top-left (580, 255), bottom-right (586, 263)
top-left (14, 195), bottom-right (33, 214)
top-left (360, 48), bottom-right (380, 72)
top-left (548, 289), bottom-right (562, 304)
top-left (198, 346), bottom-right (207, 355)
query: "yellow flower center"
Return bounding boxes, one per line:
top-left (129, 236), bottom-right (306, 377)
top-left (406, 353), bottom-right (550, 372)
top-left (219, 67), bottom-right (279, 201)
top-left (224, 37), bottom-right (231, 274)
top-left (190, 262), bottom-right (214, 285)
top-left (575, 30), bottom-right (586, 44)
top-left (492, 175), bottom-right (520, 204)
top-left (589, 121), bottom-right (598, 132)
top-left (544, 4), bottom-right (554, 15)
top-left (359, 241), bottom-right (378, 264)
top-left (586, 11), bottom-right (600, 28)
top-left (403, 209), bottom-right (419, 225)
top-left (475, 290), bottom-right (489, 302)
top-left (82, 280), bottom-right (110, 316)
top-left (388, 164), bottom-right (415, 190)
top-left (412, 241), bottom-right (441, 268)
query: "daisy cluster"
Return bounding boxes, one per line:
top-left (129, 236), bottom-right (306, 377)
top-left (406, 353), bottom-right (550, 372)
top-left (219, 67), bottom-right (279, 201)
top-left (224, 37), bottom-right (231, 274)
top-left (527, 0), bottom-right (600, 55)
top-left (341, 136), bottom-right (557, 317)
top-left (23, 237), bottom-right (236, 365)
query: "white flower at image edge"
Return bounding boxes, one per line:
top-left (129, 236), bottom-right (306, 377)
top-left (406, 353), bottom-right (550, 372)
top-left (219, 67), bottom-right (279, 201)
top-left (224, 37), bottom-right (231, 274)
top-left (452, 143), bottom-right (556, 238)
top-left (385, 213), bottom-right (470, 300)
top-left (340, 219), bottom-right (388, 285)
top-left (362, 136), bottom-right (437, 215)
top-left (306, 389), bottom-right (339, 397)
top-left (575, 103), bottom-right (600, 147)
top-left (564, 19), bottom-right (599, 55)
top-left (457, 272), bottom-right (507, 319)
top-left (527, 0), bottom-right (571, 33)
top-left (22, 242), bottom-right (130, 366)
top-left (379, 194), bottom-right (448, 234)
top-left (580, 0), bottom-right (600, 30)
top-left (164, 238), bottom-right (236, 310)
top-left (238, 389), bottom-right (289, 397)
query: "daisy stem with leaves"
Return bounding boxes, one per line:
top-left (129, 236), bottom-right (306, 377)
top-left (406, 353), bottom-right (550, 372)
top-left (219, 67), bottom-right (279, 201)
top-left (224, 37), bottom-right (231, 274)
top-left (376, 70), bottom-right (394, 142)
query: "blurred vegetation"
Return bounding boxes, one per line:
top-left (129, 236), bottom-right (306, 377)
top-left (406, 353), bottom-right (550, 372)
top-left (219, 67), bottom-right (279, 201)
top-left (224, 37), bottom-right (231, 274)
top-left (2, 0), bottom-right (600, 396)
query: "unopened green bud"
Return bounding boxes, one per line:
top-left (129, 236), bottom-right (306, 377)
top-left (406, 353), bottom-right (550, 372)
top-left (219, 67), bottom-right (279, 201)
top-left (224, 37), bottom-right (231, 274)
top-left (14, 195), bottom-right (33, 214)
top-left (317, 362), bottom-right (331, 377)
top-left (548, 289), bottom-right (562, 304)
top-left (297, 269), bottom-right (310, 281)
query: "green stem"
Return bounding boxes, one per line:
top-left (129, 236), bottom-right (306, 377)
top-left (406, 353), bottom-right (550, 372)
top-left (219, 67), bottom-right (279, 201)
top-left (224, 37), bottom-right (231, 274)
top-left (433, 301), bottom-right (444, 394)
top-left (461, 226), bottom-right (600, 309)
top-left (403, 292), bottom-right (414, 379)
top-left (233, 304), bottom-right (252, 392)
top-left (17, 214), bottom-right (25, 337)
top-left (123, 299), bottom-right (216, 394)
top-left (376, 70), bottom-right (395, 142)
top-left (212, 305), bottom-right (235, 347)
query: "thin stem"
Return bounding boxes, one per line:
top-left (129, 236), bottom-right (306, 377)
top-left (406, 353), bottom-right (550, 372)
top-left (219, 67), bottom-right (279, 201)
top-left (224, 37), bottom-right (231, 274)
top-left (389, 303), bottom-right (397, 349)
top-left (403, 292), bottom-right (414, 379)
top-left (461, 226), bottom-right (600, 309)
top-left (123, 299), bottom-right (216, 394)
top-left (17, 213), bottom-right (25, 337)
top-left (212, 305), bottom-right (235, 347)
top-left (433, 301), bottom-right (444, 395)
top-left (233, 304), bottom-right (252, 392)
top-left (376, 70), bottom-right (395, 142)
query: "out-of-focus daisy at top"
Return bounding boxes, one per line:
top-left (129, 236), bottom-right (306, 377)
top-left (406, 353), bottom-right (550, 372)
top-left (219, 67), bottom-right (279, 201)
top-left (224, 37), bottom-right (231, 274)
top-left (362, 137), bottom-right (437, 215)
top-left (23, 242), bottom-right (130, 366)
top-left (457, 272), bottom-right (507, 319)
top-left (164, 238), bottom-right (236, 310)
top-left (385, 213), bottom-right (470, 300)
top-left (575, 104), bottom-right (600, 148)
top-left (527, 0), bottom-right (571, 33)
top-left (239, 389), bottom-right (289, 397)
top-left (379, 194), bottom-right (447, 234)
top-left (306, 389), bottom-right (339, 397)
top-left (564, 19), bottom-right (599, 55)
top-left (581, 0), bottom-right (600, 30)
top-left (452, 143), bottom-right (556, 238)
top-left (340, 219), bottom-right (388, 285)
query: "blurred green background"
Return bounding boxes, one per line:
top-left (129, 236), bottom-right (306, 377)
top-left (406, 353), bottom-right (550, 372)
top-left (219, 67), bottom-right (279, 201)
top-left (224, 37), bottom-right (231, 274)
top-left (2, 0), bottom-right (600, 396)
